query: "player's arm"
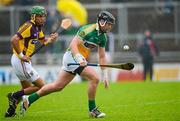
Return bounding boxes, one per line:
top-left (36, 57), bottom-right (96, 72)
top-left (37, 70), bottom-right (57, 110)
top-left (11, 34), bottom-right (30, 62)
top-left (39, 31), bottom-right (58, 45)
top-left (11, 35), bottom-right (21, 54)
top-left (98, 46), bottom-right (106, 67)
top-left (69, 35), bottom-right (87, 66)
top-left (98, 46), bottom-right (109, 88)
top-left (69, 36), bottom-right (82, 55)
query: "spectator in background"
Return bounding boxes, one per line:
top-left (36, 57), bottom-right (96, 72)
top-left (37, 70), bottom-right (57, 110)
top-left (138, 30), bottom-right (159, 81)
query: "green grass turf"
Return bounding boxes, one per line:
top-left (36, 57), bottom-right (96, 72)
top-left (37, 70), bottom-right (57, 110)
top-left (0, 82), bottom-right (180, 121)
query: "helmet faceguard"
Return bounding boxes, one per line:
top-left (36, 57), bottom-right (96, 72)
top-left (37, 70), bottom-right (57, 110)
top-left (97, 11), bottom-right (115, 24)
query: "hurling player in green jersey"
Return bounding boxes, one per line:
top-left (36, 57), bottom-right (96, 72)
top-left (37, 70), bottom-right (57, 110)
top-left (21, 11), bottom-right (115, 118)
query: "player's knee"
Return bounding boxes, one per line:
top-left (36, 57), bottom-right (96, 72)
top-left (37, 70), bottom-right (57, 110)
top-left (33, 78), bottom-right (46, 88)
top-left (91, 76), bottom-right (100, 85)
top-left (89, 79), bottom-right (99, 90)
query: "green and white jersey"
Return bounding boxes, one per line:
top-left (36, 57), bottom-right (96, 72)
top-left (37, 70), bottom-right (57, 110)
top-left (76, 23), bottom-right (107, 59)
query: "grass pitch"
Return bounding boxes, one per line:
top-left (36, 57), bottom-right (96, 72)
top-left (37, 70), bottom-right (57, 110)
top-left (0, 82), bottom-right (180, 121)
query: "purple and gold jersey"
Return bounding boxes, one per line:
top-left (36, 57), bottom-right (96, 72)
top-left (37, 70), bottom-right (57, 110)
top-left (13, 20), bottom-right (45, 56)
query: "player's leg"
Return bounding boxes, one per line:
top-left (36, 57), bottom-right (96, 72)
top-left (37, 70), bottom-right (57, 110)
top-left (37, 70), bottom-right (75, 96)
top-left (5, 55), bottom-right (25, 117)
top-left (25, 77), bottom-right (45, 94)
top-left (5, 80), bottom-right (32, 117)
top-left (80, 66), bottom-right (105, 118)
top-left (5, 54), bottom-right (45, 117)
top-left (11, 77), bottom-right (45, 101)
top-left (5, 79), bottom-right (45, 117)
top-left (21, 70), bottom-right (75, 111)
top-left (6, 66), bottom-right (45, 102)
top-left (21, 51), bottom-right (80, 114)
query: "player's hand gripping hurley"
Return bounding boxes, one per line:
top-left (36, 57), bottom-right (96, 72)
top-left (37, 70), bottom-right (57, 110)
top-left (30, 18), bottom-right (72, 57)
top-left (68, 63), bottom-right (134, 70)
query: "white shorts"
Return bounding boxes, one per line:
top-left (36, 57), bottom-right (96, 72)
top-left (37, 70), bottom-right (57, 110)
top-left (62, 51), bottom-right (81, 73)
top-left (11, 54), bottom-right (40, 82)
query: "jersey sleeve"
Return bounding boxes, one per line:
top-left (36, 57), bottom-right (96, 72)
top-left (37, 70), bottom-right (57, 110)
top-left (16, 22), bottom-right (32, 39)
top-left (99, 34), bottom-right (107, 48)
top-left (76, 27), bottom-right (86, 41)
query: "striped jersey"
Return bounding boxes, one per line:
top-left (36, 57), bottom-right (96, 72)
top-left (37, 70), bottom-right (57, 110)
top-left (13, 20), bottom-right (45, 56)
top-left (76, 23), bottom-right (107, 59)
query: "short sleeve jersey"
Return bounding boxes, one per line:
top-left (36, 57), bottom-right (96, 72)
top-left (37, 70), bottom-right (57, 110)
top-left (76, 23), bottom-right (107, 58)
top-left (13, 20), bottom-right (45, 56)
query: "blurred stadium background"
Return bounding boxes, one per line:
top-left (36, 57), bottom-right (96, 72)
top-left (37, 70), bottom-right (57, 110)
top-left (0, 0), bottom-right (180, 84)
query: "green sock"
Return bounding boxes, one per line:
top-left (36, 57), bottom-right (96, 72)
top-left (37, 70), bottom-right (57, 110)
top-left (28, 93), bottom-right (40, 106)
top-left (88, 100), bottom-right (96, 111)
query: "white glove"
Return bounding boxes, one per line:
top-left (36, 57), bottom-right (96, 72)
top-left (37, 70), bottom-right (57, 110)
top-left (74, 53), bottom-right (87, 66)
